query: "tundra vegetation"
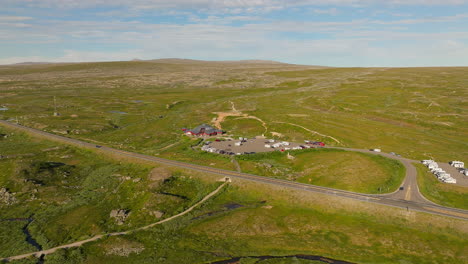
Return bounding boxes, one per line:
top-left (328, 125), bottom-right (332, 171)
top-left (1, 62), bottom-right (466, 194)
top-left (0, 127), bottom-right (467, 264)
top-left (0, 61), bottom-right (467, 263)
top-left (0, 61), bottom-right (466, 162)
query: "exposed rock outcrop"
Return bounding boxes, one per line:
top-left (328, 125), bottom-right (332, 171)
top-left (149, 210), bottom-right (164, 218)
top-left (110, 209), bottom-right (130, 225)
top-left (0, 188), bottom-right (18, 206)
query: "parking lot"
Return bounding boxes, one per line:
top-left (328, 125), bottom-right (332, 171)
top-left (438, 163), bottom-right (468, 187)
top-left (203, 137), bottom-right (321, 155)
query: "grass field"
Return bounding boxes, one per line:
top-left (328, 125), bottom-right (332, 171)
top-left (0, 62), bottom-right (466, 163)
top-left (0, 60), bottom-right (466, 204)
top-left (0, 126), bottom-right (220, 258)
top-left (48, 177), bottom-right (468, 264)
top-left (235, 149), bottom-right (405, 194)
top-left (0, 126), bottom-right (467, 264)
top-left (415, 163), bottom-right (468, 210)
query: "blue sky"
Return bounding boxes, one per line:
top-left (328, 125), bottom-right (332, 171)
top-left (1, 0), bottom-right (468, 66)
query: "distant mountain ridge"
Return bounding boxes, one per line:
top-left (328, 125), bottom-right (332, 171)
top-left (3, 58), bottom-right (329, 68)
top-left (147, 58), bottom-right (288, 64)
top-left (8, 58), bottom-right (295, 66)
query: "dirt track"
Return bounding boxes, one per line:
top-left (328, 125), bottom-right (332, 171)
top-left (1, 181), bottom-right (229, 262)
top-left (212, 101), bottom-right (268, 134)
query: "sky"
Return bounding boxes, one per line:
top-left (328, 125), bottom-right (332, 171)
top-left (1, 0), bottom-right (468, 67)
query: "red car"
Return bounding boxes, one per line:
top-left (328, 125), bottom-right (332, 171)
top-left (313, 142), bottom-right (325, 147)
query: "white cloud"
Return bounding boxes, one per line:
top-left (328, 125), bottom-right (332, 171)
top-left (371, 13), bottom-right (468, 25)
top-left (0, 15), bottom-right (32, 21)
top-left (0, 55), bottom-right (49, 65)
top-left (1, 0), bottom-right (468, 66)
top-left (3, 0), bottom-right (468, 13)
top-left (0, 22), bottom-right (32, 28)
top-left (0, 49), bottom-right (144, 64)
top-left (312, 8), bottom-right (339, 15)
top-left (188, 15), bottom-right (262, 24)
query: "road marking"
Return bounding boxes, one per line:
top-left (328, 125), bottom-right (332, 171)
top-left (405, 186), bottom-right (411, 201)
top-left (423, 207), bottom-right (468, 219)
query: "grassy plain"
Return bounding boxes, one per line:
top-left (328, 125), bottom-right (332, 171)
top-left (235, 149), bottom-right (405, 194)
top-left (0, 61), bottom-right (466, 162)
top-left (49, 177), bottom-right (468, 264)
top-left (0, 127), bottom-right (467, 264)
top-left (0, 60), bottom-right (466, 211)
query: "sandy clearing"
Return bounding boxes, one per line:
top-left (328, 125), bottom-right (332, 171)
top-left (270, 132), bottom-right (284, 137)
top-left (212, 101), bottom-right (268, 134)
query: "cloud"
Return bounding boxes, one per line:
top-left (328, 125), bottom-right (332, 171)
top-left (371, 13), bottom-right (468, 25)
top-left (3, 0), bottom-right (468, 12)
top-left (0, 49), bottom-right (144, 65)
top-left (188, 15), bottom-right (262, 24)
top-left (312, 8), bottom-right (339, 15)
top-left (1, 0), bottom-right (468, 66)
top-left (0, 15), bottom-right (32, 21)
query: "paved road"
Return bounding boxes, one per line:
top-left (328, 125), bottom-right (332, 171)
top-left (0, 120), bottom-right (467, 220)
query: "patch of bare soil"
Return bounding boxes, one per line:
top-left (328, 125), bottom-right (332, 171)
top-left (103, 238), bottom-right (145, 257)
top-left (212, 101), bottom-right (268, 134)
top-left (148, 167), bottom-right (172, 188)
top-left (166, 100), bottom-right (185, 109)
top-left (270, 132), bottom-right (284, 138)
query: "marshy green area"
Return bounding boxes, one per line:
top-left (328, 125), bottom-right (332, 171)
top-left (0, 126), bottom-right (219, 259)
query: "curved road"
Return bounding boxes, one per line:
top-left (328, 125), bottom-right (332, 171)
top-left (0, 120), bottom-right (467, 220)
top-left (330, 147), bottom-right (428, 204)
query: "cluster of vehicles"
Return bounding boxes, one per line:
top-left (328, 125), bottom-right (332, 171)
top-left (264, 140), bottom-right (325, 152)
top-left (202, 138), bottom-right (326, 156)
top-left (449, 161), bottom-right (468, 176)
top-left (201, 144), bottom-right (245, 155)
top-left (421, 160), bottom-right (456, 184)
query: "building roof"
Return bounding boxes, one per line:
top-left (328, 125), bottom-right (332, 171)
top-left (189, 124), bottom-right (223, 135)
